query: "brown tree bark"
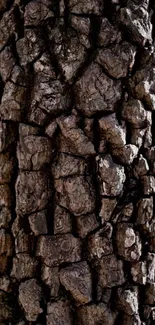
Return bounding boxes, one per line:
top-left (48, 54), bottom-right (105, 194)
top-left (0, 0), bottom-right (155, 324)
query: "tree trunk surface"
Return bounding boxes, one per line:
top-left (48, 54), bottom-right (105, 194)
top-left (0, 0), bottom-right (154, 324)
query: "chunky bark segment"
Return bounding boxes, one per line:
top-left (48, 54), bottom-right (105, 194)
top-left (99, 114), bottom-right (126, 148)
top-left (36, 234), bottom-right (82, 266)
top-left (87, 223), bottom-right (113, 260)
top-left (111, 144), bottom-right (139, 165)
top-left (24, 0), bottom-right (55, 26)
top-left (47, 300), bottom-right (73, 325)
top-left (0, 207), bottom-right (11, 229)
top-left (0, 46), bottom-right (15, 82)
top-left (77, 303), bottom-right (118, 325)
top-left (0, 7), bottom-right (17, 51)
top-left (48, 18), bottom-right (91, 81)
top-left (99, 198), bottom-right (117, 223)
top-left (96, 42), bottom-right (136, 79)
top-left (0, 152), bottom-right (15, 184)
top-left (119, 314), bottom-right (143, 325)
top-left (136, 197), bottom-right (154, 236)
top-left (11, 253), bottom-right (38, 279)
top-left (0, 185), bottom-right (12, 208)
top-left (98, 17), bottom-right (122, 47)
top-left (119, 0), bottom-right (152, 45)
top-left (115, 287), bottom-right (139, 316)
top-left (19, 279), bottom-right (43, 321)
top-left (97, 254), bottom-right (125, 287)
top-left (97, 155), bottom-right (126, 196)
top-left (0, 229), bottom-right (13, 256)
top-left (57, 115), bottom-right (95, 156)
top-left (76, 213), bottom-right (99, 238)
top-left (29, 57), bottom-right (71, 118)
top-left (16, 171), bottom-right (51, 215)
top-left (131, 261), bottom-right (147, 285)
top-left (122, 99), bottom-right (147, 128)
top-left (55, 175), bottom-right (95, 215)
top-left (28, 209), bottom-right (48, 235)
top-left (53, 205), bottom-right (72, 234)
top-left (0, 69), bottom-right (27, 121)
top-left (52, 153), bottom-right (86, 178)
top-left (17, 135), bottom-right (52, 170)
top-left (17, 29), bottom-right (45, 67)
top-left (59, 261), bottom-right (92, 305)
top-left (74, 63), bottom-right (122, 116)
top-left (142, 176), bottom-right (155, 195)
top-left (68, 0), bottom-right (103, 15)
top-left (115, 223), bottom-right (142, 262)
top-left (132, 56), bottom-right (155, 110)
top-left (133, 154), bottom-right (149, 177)
top-left (144, 284), bottom-right (155, 305)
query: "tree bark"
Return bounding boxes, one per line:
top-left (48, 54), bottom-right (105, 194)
top-left (0, 0), bottom-right (155, 324)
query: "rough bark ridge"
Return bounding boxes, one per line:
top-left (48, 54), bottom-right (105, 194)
top-left (0, 0), bottom-right (155, 324)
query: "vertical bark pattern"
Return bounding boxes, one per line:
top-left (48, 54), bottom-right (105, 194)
top-left (0, 0), bottom-right (155, 324)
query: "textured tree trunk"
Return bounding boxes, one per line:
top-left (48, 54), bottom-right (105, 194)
top-left (0, 0), bottom-right (155, 324)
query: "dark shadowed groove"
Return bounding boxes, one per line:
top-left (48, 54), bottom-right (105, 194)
top-left (0, 75), bottom-right (4, 105)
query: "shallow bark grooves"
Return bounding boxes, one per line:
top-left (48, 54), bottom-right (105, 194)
top-left (0, 0), bottom-right (155, 324)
